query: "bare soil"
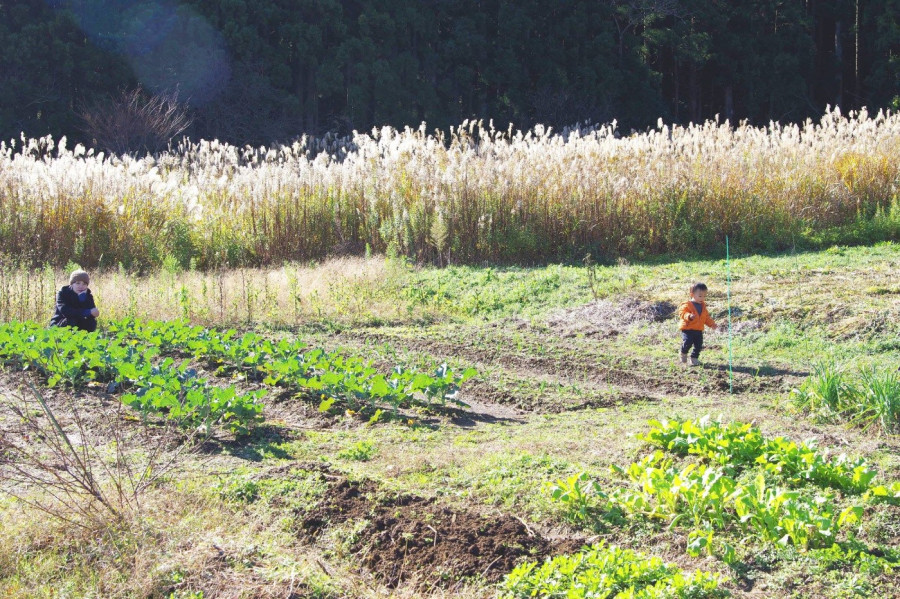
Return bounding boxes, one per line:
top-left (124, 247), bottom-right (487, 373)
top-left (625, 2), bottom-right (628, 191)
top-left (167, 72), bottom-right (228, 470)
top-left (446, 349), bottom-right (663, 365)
top-left (301, 477), bottom-right (583, 591)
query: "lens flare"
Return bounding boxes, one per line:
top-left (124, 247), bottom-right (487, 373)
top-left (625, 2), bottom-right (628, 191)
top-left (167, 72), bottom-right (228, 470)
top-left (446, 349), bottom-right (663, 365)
top-left (52, 0), bottom-right (231, 106)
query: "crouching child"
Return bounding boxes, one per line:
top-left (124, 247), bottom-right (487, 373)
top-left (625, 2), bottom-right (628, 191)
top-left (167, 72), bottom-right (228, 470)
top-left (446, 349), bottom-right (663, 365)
top-left (49, 270), bottom-right (99, 332)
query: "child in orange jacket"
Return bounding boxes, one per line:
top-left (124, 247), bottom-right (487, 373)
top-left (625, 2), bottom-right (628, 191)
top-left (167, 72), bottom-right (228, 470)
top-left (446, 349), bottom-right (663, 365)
top-left (678, 282), bottom-right (717, 366)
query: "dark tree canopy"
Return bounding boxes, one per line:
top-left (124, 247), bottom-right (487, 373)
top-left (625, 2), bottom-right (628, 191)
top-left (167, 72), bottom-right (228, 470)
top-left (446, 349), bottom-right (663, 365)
top-left (1, 0), bottom-right (897, 149)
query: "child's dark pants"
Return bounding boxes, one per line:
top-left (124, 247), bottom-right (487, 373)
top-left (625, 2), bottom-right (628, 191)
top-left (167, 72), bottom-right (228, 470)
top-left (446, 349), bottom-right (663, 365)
top-left (681, 330), bottom-right (703, 358)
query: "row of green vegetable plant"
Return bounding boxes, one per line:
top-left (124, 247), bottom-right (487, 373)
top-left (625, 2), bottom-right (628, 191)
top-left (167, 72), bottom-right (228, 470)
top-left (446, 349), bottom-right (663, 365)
top-left (545, 418), bottom-right (900, 567)
top-left (608, 452), bottom-right (862, 557)
top-left (637, 418), bottom-right (879, 495)
top-left (106, 318), bottom-right (477, 415)
top-left (0, 319), bottom-right (477, 432)
top-left (500, 541), bottom-right (729, 599)
top-left (637, 417), bottom-right (900, 503)
top-left (0, 321), bottom-right (264, 434)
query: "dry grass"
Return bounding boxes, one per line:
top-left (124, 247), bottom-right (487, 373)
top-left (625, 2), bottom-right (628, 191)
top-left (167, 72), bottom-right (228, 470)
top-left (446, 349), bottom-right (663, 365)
top-left (1, 485), bottom-right (287, 597)
top-left (545, 297), bottom-right (676, 337)
top-left (0, 256), bottom-right (424, 327)
top-left (0, 475), bottom-right (465, 598)
top-left (3, 108), bottom-right (900, 269)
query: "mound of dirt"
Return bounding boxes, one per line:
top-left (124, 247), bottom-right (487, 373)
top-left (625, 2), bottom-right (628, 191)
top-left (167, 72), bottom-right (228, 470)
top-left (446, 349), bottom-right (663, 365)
top-left (301, 478), bottom-right (580, 590)
top-left (546, 298), bottom-right (676, 337)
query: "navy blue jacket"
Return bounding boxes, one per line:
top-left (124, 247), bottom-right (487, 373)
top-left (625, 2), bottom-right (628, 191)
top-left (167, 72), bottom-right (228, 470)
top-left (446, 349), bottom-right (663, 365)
top-left (49, 285), bottom-right (97, 332)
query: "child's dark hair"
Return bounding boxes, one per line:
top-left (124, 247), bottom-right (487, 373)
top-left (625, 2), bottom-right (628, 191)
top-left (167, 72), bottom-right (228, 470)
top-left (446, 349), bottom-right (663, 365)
top-left (690, 282), bottom-right (708, 294)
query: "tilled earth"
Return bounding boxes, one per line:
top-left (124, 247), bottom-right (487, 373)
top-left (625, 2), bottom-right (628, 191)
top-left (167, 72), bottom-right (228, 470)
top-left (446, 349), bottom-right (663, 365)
top-left (4, 293), bottom-right (899, 598)
top-left (300, 477), bottom-right (584, 591)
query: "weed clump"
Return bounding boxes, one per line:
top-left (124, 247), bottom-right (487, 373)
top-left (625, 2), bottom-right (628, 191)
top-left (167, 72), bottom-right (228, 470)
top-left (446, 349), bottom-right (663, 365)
top-left (791, 361), bottom-right (900, 434)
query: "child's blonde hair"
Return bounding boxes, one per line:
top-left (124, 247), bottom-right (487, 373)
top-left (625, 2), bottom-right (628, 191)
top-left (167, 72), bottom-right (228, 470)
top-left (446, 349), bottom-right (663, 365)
top-left (69, 270), bottom-right (90, 285)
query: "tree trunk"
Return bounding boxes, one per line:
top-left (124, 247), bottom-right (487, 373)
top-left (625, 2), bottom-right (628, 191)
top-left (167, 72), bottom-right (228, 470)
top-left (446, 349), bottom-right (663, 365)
top-left (724, 84), bottom-right (734, 122)
top-left (689, 63), bottom-right (699, 122)
top-left (673, 60), bottom-right (680, 121)
top-left (855, 0), bottom-right (861, 107)
top-left (835, 19), bottom-right (844, 109)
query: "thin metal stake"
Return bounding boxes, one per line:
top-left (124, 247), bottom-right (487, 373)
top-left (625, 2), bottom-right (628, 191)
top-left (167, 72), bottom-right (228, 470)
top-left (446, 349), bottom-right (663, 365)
top-left (726, 236), bottom-right (734, 394)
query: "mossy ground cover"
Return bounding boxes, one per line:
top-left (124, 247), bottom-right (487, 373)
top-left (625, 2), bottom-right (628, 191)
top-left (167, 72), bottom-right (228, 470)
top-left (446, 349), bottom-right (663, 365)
top-left (1, 244), bottom-right (899, 597)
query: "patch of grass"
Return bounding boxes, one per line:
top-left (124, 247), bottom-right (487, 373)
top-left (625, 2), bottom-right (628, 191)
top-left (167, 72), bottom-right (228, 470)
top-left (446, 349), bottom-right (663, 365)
top-left (792, 361), bottom-right (900, 433)
top-left (216, 469), bottom-right (329, 509)
top-left (323, 518), bottom-right (371, 560)
top-left (458, 451), bottom-right (574, 511)
top-left (5, 243), bottom-right (900, 598)
top-left (0, 479), bottom-right (355, 598)
top-left (791, 360), bottom-right (850, 415)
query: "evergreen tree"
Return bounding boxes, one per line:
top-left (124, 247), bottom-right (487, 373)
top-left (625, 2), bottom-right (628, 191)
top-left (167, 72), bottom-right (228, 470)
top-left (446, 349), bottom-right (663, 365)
top-left (2, 0), bottom-right (898, 148)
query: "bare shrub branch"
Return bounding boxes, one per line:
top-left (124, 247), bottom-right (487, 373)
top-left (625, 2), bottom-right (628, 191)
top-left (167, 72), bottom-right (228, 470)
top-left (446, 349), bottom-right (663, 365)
top-left (79, 87), bottom-right (193, 156)
top-left (0, 382), bottom-right (205, 528)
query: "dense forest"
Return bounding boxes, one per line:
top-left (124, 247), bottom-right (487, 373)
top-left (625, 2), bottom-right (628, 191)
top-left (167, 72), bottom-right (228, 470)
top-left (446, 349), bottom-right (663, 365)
top-left (2, 0), bottom-right (899, 149)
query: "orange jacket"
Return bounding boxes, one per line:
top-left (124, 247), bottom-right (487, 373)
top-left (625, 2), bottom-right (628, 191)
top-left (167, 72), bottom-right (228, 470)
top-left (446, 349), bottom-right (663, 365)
top-left (678, 300), bottom-right (716, 331)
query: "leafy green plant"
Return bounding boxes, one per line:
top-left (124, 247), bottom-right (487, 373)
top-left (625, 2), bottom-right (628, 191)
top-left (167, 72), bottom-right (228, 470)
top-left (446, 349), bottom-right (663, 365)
top-left (866, 481), bottom-right (900, 506)
top-left (731, 474), bottom-right (860, 550)
top-left (640, 418), bottom-right (878, 494)
top-left (607, 454), bottom-right (863, 553)
top-left (544, 472), bottom-right (607, 525)
top-left (0, 321), bottom-right (264, 434)
top-left (592, 419), bottom-right (884, 561)
top-left (109, 318), bottom-right (476, 416)
top-left (0, 319), bottom-right (477, 434)
top-left (610, 453), bottom-right (736, 529)
top-left (759, 438), bottom-right (876, 494)
top-left (639, 418), bottom-right (766, 471)
top-left (500, 542), bottom-right (729, 599)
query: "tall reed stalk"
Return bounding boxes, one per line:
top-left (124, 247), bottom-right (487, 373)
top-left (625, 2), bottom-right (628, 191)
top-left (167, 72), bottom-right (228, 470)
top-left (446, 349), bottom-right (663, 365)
top-left (2, 108), bottom-right (899, 269)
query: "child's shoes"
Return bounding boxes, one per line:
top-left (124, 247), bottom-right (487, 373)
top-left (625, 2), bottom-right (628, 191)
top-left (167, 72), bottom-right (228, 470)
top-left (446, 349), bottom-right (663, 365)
top-left (679, 352), bottom-right (688, 364)
top-left (689, 356), bottom-right (700, 367)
